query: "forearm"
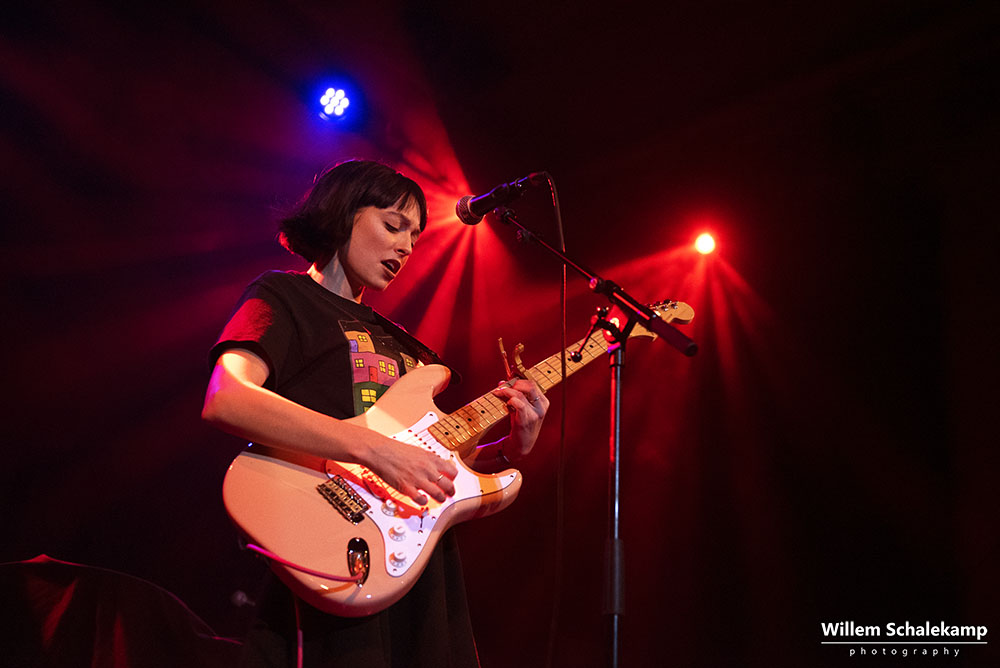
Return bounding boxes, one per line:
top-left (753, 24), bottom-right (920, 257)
top-left (203, 354), bottom-right (459, 505)
top-left (202, 363), bottom-right (374, 467)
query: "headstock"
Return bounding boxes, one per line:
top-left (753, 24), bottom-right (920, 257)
top-left (604, 300), bottom-right (695, 342)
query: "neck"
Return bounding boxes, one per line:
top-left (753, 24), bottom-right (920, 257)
top-left (308, 256), bottom-right (364, 303)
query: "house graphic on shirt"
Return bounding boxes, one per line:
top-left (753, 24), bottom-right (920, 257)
top-left (343, 327), bottom-right (418, 413)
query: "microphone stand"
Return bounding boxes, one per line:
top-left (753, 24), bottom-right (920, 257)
top-left (493, 208), bottom-right (697, 668)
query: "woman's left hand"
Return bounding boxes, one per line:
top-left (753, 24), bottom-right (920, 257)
top-left (492, 378), bottom-right (549, 458)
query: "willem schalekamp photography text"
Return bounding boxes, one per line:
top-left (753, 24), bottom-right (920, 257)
top-left (821, 621), bottom-right (989, 661)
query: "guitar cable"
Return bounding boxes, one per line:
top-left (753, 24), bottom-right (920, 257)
top-left (245, 543), bottom-right (364, 582)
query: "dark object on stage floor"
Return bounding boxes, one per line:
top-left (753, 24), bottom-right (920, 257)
top-left (0, 554), bottom-right (240, 668)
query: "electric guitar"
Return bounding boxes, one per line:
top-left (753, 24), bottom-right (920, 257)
top-left (222, 300), bottom-right (694, 616)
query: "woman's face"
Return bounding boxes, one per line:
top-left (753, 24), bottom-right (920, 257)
top-left (339, 198), bottom-right (422, 293)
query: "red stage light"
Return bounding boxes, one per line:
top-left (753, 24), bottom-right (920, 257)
top-left (695, 233), bottom-right (716, 255)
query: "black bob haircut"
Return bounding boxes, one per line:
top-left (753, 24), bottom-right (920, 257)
top-left (278, 160), bottom-right (428, 264)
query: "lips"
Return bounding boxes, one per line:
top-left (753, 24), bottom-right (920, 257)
top-left (381, 259), bottom-right (401, 275)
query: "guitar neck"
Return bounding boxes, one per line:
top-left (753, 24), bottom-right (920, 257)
top-left (426, 330), bottom-right (612, 451)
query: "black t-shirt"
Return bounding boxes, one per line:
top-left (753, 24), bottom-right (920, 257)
top-left (212, 271), bottom-right (480, 668)
top-left (209, 270), bottom-right (450, 417)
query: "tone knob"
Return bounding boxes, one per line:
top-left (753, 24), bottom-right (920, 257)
top-left (389, 524), bottom-right (407, 541)
top-left (390, 551), bottom-right (407, 566)
top-left (381, 499), bottom-right (398, 516)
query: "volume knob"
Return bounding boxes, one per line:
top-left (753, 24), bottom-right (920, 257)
top-left (389, 524), bottom-right (407, 541)
top-left (381, 499), bottom-right (398, 516)
top-left (390, 551), bottom-right (407, 566)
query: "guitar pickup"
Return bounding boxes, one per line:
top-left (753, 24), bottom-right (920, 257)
top-left (317, 475), bottom-right (371, 525)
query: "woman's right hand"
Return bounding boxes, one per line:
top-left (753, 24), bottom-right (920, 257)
top-left (363, 434), bottom-right (458, 506)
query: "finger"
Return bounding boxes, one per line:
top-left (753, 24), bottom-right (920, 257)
top-left (422, 457), bottom-right (456, 488)
top-left (436, 475), bottom-right (456, 497)
top-left (522, 383), bottom-right (548, 414)
top-left (427, 486), bottom-right (447, 503)
top-left (510, 378), bottom-right (541, 396)
top-left (401, 483), bottom-right (429, 506)
top-left (496, 388), bottom-right (542, 419)
top-left (509, 378), bottom-right (535, 395)
top-left (432, 460), bottom-right (457, 497)
top-left (497, 382), bottom-right (546, 411)
top-left (417, 474), bottom-right (447, 503)
top-left (426, 457), bottom-right (455, 482)
top-left (407, 466), bottom-right (440, 503)
top-left (439, 459), bottom-right (458, 479)
top-left (504, 394), bottom-right (535, 420)
top-left (492, 387), bottom-right (527, 403)
top-left (520, 383), bottom-right (547, 411)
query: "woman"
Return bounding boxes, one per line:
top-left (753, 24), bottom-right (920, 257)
top-left (202, 159), bottom-right (548, 666)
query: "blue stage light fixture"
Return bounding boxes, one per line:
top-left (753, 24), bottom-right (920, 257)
top-left (319, 87), bottom-right (350, 119)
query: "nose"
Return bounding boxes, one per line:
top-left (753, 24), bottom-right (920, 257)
top-left (396, 236), bottom-right (413, 256)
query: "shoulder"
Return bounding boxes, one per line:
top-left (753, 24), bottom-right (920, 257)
top-left (239, 270), bottom-right (324, 310)
top-left (247, 270), bottom-right (310, 294)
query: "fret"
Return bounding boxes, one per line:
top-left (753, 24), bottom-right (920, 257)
top-left (443, 412), bottom-right (476, 441)
top-left (455, 404), bottom-right (490, 432)
top-left (533, 357), bottom-right (566, 388)
top-left (470, 395), bottom-right (507, 423)
top-left (524, 366), bottom-right (548, 388)
top-left (427, 420), bottom-right (465, 450)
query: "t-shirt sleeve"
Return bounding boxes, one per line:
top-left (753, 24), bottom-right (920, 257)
top-left (209, 278), bottom-right (296, 389)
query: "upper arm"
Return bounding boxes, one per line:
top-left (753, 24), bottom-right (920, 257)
top-left (203, 349), bottom-right (270, 423)
top-left (214, 348), bottom-right (270, 387)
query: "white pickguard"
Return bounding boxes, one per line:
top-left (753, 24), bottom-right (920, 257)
top-left (327, 411), bottom-right (518, 577)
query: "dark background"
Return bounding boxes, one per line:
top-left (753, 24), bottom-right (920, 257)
top-left (2, 1), bottom-right (997, 666)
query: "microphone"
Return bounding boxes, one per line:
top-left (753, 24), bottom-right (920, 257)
top-left (455, 172), bottom-right (547, 225)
